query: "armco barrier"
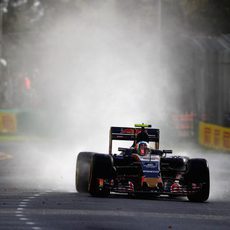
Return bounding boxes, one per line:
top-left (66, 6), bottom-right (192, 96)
top-left (0, 111), bottom-right (17, 133)
top-left (199, 121), bottom-right (230, 151)
top-left (0, 109), bottom-right (49, 136)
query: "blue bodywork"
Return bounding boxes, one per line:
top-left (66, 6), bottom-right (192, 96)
top-left (141, 159), bottom-right (161, 178)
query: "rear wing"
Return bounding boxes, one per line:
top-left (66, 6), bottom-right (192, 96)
top-left (109, 126), bottom-right (160, 154)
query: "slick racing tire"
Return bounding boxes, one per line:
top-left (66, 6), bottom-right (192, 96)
top-left (75, 152), bottom-right (94, 193)
top-left (89, 154), bottom-right (114, 197)
top-left (185, 158), bottom-right (210, 202)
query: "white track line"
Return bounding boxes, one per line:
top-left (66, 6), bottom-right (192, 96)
top-left (15, 192), bottom-right (45, 230)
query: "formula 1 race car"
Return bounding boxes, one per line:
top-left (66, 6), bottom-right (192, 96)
top-left (75, 124), bottom-right (210, 202)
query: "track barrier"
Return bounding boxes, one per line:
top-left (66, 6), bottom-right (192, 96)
top-left (199, 122), bottom-right (230, 151)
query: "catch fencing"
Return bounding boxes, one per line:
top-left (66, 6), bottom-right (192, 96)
top-left (192, 34), bottom-right (230, 127)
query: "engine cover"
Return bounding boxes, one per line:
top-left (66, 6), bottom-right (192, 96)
top-left (161, 156), bottom-right (188, 171)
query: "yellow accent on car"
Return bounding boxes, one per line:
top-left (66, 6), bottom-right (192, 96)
top-left (134, 123), bottom-right (152, 128)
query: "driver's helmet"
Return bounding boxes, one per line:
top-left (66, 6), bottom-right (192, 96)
top-left (136, 141), bottom-right (150, 156)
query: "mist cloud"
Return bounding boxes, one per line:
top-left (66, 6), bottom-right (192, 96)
top-left (36, 1), bottom-right (177, 148)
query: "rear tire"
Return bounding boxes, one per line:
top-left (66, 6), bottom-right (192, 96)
top-left (75, 152), bottom-right (94, 193)
top-left (185, 159), bottom-right (210, 202)
top-left (89, 154), bottom-right (114, 197)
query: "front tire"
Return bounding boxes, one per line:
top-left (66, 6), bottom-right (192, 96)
top-left (75, 152), bottom-right (94, 193)
top-left (185, 159), bottom-right (210, 202)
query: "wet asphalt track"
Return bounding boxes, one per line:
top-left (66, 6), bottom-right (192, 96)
top-left (1, 142), bottom-right (230, 230)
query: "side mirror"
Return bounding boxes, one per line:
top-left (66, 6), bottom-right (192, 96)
top-left (163, 150), bottom-right (172, 154)
top-left (150, 149), bottom-right (163, 156)
top-left (118, 147), bottom-right (128, 152)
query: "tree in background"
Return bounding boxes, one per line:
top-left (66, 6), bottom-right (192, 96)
top-left (180, 0), bottom-right (230, 34)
